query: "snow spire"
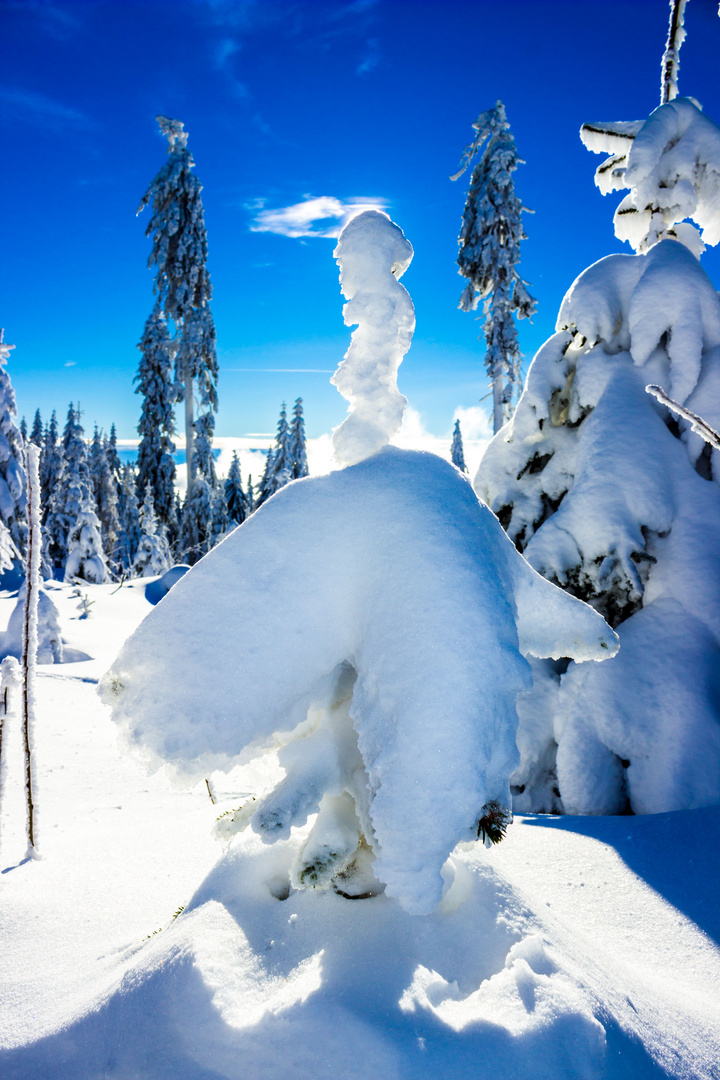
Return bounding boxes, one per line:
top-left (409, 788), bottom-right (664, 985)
top-left (331, 210), bottom-right (415, 467)
top-left (450, 419), bottom-right (468, 473)
top-left (660, 0), bottom-right (688, 106)
top-left (452, 101), bottom-right (536, 434)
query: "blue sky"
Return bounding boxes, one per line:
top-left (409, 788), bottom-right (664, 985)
top-left (3, 0), bottom-right (720, 444)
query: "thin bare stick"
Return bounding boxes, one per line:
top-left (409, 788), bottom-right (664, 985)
top-left (205, 778), bottom-right (215, 804)
top-left (21, 445), bottom-right (41, 853)
top-left (660, 0), bottom-right (688, 105)
top-left (646, 383), bottom-right (720, 451)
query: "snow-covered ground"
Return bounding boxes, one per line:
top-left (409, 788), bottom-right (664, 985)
top-left (0, 578), bottom-right (718, 1079)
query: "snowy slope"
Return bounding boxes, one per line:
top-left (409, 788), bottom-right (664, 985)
top-left (0, 579), bottom-right (718, 1079)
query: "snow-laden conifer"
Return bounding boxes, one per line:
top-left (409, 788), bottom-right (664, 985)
top-left (117, 465), bottom-right (141, 573)
top-left (133, 489), bottom-right (172, 578)
top-left (289, 397), bottom-right (309, 479)
top-left (209, 483), bottom-right (229, 547)
top-left (135, 308), bottom-right (177, 525)
top-left (40, 411), bottom-right (62, 518)
top-left (138, 116), bottom-right (218, 495)
top-left (29, 410), bottom-right (43, 447)
top-left (476, 92), bottom-right (720, 816)
top-left (19, 417), bottom-right (27, 442)
top-left (89, 426), bottom-right (119, 569)
top-left (179, 478), bottom-right (212, 565)
top-left (255, 404), bottom-right (294, 508)
top-left (224, 451), bottom-right (248, 525)
top-left (0, 330), bottom-right (27, 554)
top-left (105, 423), bottom-right (122, 489)
top-left (450, 418), bottom-right (468, 472)
top-left (64, 499), bottom-right (108, 584)
top-left (452, 102), bottom-right (536, 433)
top-left (45, 404), bottom-right (90, 571)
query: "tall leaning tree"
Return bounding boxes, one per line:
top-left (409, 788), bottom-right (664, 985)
top-left (452, 101), bottom-right (536, 433)
top-left (137, 116), bottom-right (218, 500)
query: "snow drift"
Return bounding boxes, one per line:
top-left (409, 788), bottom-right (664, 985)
top-left (101, 447), bottom-right (616, 915)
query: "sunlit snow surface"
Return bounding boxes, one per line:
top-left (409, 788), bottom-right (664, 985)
top-left (0, 578), bottom-right (717, 1078)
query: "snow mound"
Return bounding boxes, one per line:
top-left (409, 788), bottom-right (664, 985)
top-left (144, 563), bottom-right (190, 606)
top-left (331, 211), bottom-right (415, 466)
top-left (102, 447), bottom-right (616, 915)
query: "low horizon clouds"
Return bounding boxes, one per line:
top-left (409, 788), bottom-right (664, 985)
top-left (250, 195), bottom-right (388, 238)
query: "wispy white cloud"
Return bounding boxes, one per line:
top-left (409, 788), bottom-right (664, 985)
top-left (357, 37), bottom-right (381, 75)
top-left (6, 0), bottom-right (82, 39)
top-left (0, 87), bottom-right (94, 129)
top-left (250, 195), bottom-right (388, 239)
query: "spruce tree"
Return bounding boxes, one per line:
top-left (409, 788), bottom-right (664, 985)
top-left (89, 426), bottom-right (120, 569)
top-left (0, 330), bottom-right (27, 554)
top-left (209, 483), bottom-right (229, 547)
top-left (224, 451), bottom-right (248, 525)
top-left (256, 403), bottom-right (293, 509)
top-left (40, 411), bottom-right (63, 522)
top-left (19, 417), bottom-right (27, 441)
top-left (135, 307), bottom-right (177, 524)
top-left (133, 489), bottom-right (172, 577)
top-left (64, 498), bottom-right (108, 584)
top-left (138, 116), bottom-right (218, 497)
top-left (45, 404), bottom-right (92, 571)
top-left (105, 423), bottom-right (122, 487)
top-left (117, 464), bottom-right (141, 573)
top-left (289, 397), bottom-right (309, 479)
top-left (29, 409), bottom-right (43, 447)
top-left (179, 477), bottom-right (212, 565)
top-left (453, 101), bottom-right (536, 433)
top-left (450, 419), bottom-right (468, 473)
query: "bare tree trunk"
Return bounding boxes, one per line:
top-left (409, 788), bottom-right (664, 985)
top-left (660, 0), bottom-right (688, 105)
top-left (21, 445), bottom-right (41, 854)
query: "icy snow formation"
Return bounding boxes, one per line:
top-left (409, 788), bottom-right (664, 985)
top-left (581, 98), bottom-right (720, 254)
top-left (477, 238), bottom-right (720, 816)
top-left (102, 448), bottom-right (616, 915)
top-left (331, 211), bottom-right (415, 466)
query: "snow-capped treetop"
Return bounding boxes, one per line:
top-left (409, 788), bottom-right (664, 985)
top-left (289, 397), bottom-right (309, 479)
top-left (581, 98), bottom-right (720, 255)
top-left (101, 447), bottom-right (617, 915)
top-left (138, 116), bottom-right (211, 323)
top-left (331, 211), bottom-right (415, 466)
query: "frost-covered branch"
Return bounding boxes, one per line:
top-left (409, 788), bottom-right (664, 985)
top-left (646, 383), bottom-right (720, 451)
top-left (660, 0), bottom-right (688, 106)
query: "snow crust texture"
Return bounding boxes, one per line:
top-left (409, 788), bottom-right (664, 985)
top-left (331, 211), bottom-right (415, 466)
top-left (477, 238), bottom-right (720, 816)
top-left (102, 448), bottom-right (615, 915)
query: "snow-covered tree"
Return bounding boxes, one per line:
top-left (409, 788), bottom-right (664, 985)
top-left (452, 102), bottom-right (536, 433)
top-left (450, 419), bottom-right (467, 472)
top-left (117, 464), bottom-right (141, 573)
top-left (45, 403), bottom-right (89, 571)
top-left (135, 308), bottom-right (177, 525)
top-left (179, 477), bottom-right (212, 565)
top-left (289, 397), bottom-right (309, 479)
top-left (0, 330), bottom-right (27, 554)
top-left (209, 482), bottom-right (229, 547)
top-left (40, 411), bottom-right (62, 518)
top-left (89, 426), bottom-right (119, 568)
top-left (133, 489), bottom-right (172, 578)
top-left (255, 404), bottom-right (294, 509)
top-left (138, 116), bottom-right (218, 496)
top-left (105, 423), bottom-right (122, 489)
top-left (475, 88), bottom-right (720, 817)
top-left (64, 499), bottom-right (108, 584)
top-left (29, 409), bottom-right (43, 447)
top-left (224, 451), bottom-right (248, 526)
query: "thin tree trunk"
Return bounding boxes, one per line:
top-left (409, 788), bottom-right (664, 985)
top-left (21, 445), bottom-right (41, 854)
top-left (660, 0), bottom-right (688, 105)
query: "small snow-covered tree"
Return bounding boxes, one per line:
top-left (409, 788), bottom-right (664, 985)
top-left (289, 397), bottom-right (309, 479)
top-left (0, 330), bottom-right (27, 553)
top-left (135, 307), bottom-right (177, 526)
top-left (89, 426), bottom-right (119, 568)
top-left (40, 411), bottom-right (62, 518)
top-left (29, 410), bottom-right (43, 447)
top-left (45, 404), bottom-right (90, 571)
top-left (452, 102), bottom-right (536, 433)
top-left (117, 465), bottom-right (141, 573)
top-left (133, 489), bottom-right (172, 578)
top-left (224, 451), bottom-right (248, 526)
top-left (209, 482), bottom-right (229, 547)
top-left (64, 499), bottom-right (108, 584)
top-left (450, 419), bottom-right (467, 472)
top-left (105, 423), bottom-right (122, 490)
top-left (255, 404), bottom-right (294, 508)
top-left (476, 63), bottom-right (720, 817)
top-left (138, 116), bottom-right (218, 496)
top-left (179, 477), bottom-right (212, 565)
